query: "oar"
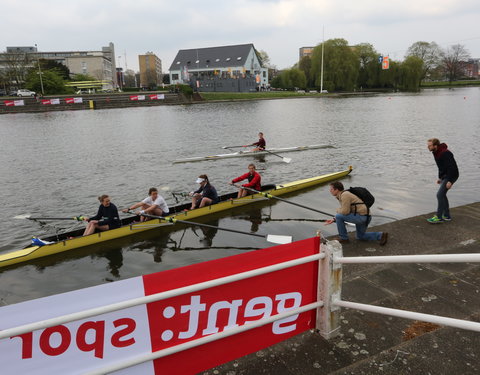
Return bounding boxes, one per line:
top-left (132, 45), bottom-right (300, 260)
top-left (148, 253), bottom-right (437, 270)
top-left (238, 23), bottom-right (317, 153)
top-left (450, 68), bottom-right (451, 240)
top-left (141, 213), bottom-right (292, 244)
top-left (232, 184), bottom-right (355, 226)
top-left (263, 149), bottom-right (291, 163)
top-left (222, 145), bottom-right (245, 149)
top-left (14, 214), bottom-right (86, 221)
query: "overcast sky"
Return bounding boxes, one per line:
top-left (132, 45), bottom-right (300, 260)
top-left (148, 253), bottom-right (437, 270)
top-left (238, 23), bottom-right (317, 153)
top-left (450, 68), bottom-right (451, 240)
top-left (3, 0), bottom-right (480, 72)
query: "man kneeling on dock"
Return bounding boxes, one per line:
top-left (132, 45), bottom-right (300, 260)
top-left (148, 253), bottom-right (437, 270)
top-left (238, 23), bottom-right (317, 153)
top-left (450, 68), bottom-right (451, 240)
top-left (123, 187), bottom-right (169, 221)
top-left (325, 181), bottom-right (388, 245)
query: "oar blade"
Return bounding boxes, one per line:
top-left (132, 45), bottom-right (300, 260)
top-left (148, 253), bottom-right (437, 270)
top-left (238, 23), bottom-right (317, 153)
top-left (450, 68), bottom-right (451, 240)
top-left (14, 214), bottom-right (31, 219)
top-left (282, 157), bottom-right (292, 163)
top-left (266, 234), bottom-right (292, 244)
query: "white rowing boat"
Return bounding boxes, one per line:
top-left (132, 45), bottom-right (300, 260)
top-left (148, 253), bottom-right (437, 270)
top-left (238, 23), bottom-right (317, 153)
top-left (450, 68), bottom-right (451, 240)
top-left (172, 144), bottom-right (334, 163)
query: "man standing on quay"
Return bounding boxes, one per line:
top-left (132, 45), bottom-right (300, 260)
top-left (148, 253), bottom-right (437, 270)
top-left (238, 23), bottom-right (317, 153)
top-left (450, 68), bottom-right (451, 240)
top-left (325, 182), bottom-right (388, 245)
top-left (427, 138), bottom-right (459, 223)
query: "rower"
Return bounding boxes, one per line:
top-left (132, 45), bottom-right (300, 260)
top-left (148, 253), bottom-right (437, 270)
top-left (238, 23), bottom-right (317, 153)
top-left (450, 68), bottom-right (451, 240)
top-left (123, 187), bottom-right (169, 221)
top-left (245, 132), bottom-right (266, 151)
top-left (230, 163), bottom-right (262, 198)
top-left (188, 174), bottom-right (219, 210)
top-left (83, 195), bottom-right (121, 236)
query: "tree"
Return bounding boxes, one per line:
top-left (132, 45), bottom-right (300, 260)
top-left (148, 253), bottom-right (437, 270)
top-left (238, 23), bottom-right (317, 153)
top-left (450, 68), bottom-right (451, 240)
top-left (399, 56), bottom-right (423, 91)
top-left (271, 68), bottom-right (306, 90)
top-left (310, 39), bottom-right (359, 92)
top-left (25, 69), bottom-right (67, 94)
top-left (354, 43), bottom-right (379, 89)
top-left (3, 51), bottom-right (33, 87)
top-left (405, 41), bottom-right (441, 81)
top-left (298, 56), bottom-right (313, 87)
top-left (72, 73), bottom-right (96, 81)
top-left (124, 69), bottom-right (138, 87)
top-left (256, 50), bottom-right (272, 68)
top-left (39, 59), bottom-right (70, 80)
top-left (441, 44), bottom-right (471, 82)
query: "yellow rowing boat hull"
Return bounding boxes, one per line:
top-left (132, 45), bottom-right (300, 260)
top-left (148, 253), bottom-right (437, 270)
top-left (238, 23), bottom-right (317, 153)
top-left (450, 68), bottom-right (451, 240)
top-left (0, 167), bottom-right (352, 268)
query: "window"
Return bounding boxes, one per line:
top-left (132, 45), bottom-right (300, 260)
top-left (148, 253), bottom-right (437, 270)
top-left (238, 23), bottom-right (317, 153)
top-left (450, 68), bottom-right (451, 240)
top-left (226, 57), bottom-right (231, 61)
top-left (195, 60), bottom-right (199, 64)
top-left (215, 58), bottom-right (220, 62)
top-left (172, 74), bottom-right (179, 80)
top-left (176, 61), bottom-right (181, 65)
top-left (237, 57), bottom-right (242, 60)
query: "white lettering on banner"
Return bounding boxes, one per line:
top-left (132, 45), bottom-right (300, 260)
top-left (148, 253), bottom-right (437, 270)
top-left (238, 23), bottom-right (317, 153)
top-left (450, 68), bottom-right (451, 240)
top-left (272, 292), bottom-right (302, 334)
top-left (178, 295), bottom-right (206, 339)
top-left (244, 297), bottom-right (273, 321)
top-left (203, 300), bottom-right (243, 335)
top-left (164, 292), bottom-right (303, 342)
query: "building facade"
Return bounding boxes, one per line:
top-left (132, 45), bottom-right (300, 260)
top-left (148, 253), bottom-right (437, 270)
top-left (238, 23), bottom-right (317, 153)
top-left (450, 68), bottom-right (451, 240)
top-left (169, 43), bottom-right (268, 92)
top-left (138, 52), bottom-right (162, 89)
top-left (299, 47), bottom-right (315, 60)
top-left (0, 43), bottom-right (117, 89)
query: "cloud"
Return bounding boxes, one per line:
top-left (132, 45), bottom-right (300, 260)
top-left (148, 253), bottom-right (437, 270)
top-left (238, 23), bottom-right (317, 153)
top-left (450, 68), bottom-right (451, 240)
top-left (2, 0), bottom-right (480, 70)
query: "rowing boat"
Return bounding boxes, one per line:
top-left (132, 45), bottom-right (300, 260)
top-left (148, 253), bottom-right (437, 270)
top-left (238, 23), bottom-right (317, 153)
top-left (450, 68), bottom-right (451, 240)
top-left (0, 167), bottom-right (352, 268)
top-left (172, 144), bottom-right (334, 163)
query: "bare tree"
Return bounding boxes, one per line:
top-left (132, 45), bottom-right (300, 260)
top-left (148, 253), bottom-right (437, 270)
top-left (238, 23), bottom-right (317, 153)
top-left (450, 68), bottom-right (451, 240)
top-left (406, 41), bottom-right (441, 80)
top-left (441, 44), bottom-right (471, 82)
top-left (2, 51), bottom-right (33, 88)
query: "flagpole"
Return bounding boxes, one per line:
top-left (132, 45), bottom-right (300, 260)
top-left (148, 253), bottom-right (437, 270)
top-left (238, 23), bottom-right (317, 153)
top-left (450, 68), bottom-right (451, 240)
top-left (320, 26), bottom-right (324, 94)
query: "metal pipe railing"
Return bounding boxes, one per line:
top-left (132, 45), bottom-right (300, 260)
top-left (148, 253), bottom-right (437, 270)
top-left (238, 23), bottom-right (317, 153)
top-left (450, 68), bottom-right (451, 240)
top-left (0, 252), bottom-right (325, 340)
top-left (83, 301), bottom-right (324, 375)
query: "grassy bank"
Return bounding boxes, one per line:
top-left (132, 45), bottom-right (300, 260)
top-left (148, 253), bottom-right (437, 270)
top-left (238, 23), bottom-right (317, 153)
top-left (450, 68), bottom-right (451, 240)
top-left (421, 80), bottom-right (480, 88)
top-left (199, 91), bottom-right (323, 101)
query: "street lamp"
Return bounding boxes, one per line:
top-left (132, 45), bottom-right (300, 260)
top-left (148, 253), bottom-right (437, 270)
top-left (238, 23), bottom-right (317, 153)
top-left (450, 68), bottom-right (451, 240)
top-left (34, 44), bottom-right (45, 96)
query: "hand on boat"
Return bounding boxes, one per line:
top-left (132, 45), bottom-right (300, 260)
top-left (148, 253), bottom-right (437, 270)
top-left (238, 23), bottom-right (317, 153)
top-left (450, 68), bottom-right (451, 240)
top-left (324, 218), bottom-right (335, 225)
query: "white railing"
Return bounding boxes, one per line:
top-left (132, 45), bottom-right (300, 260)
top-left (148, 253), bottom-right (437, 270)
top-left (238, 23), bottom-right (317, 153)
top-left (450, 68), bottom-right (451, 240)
top-left (326, 244), bottom-right (480, 335)
top-left (0, 252), bottom-right (325, 340)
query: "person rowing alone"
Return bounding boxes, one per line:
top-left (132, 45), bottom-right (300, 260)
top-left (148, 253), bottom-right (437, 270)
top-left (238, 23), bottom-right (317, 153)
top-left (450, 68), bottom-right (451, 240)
top-left (230, 163), bottom-right (262, 198)
top-left (244, 132), bottom-right (266, 151)
top-left (188, 174), bottom-right (219, 210)
top-left (123, 187), bottom-right (169, 221)
top-left (83, 195), bottom-right (121, 236)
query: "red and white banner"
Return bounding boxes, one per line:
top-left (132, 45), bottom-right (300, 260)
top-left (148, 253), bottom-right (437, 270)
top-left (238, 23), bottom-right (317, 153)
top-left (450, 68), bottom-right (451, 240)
top-left (65, 97), bottom-right (83, 104)
top-left (4, 100), bottom-right (25, 106)
top-left (149, 94), bottom-right (165, 100)
top-left (42, 98), bottom-right (61, 105)
top-left (0, 237), bottom-right (320, 375)
top-left (130, 95), bottom-right (146, 101)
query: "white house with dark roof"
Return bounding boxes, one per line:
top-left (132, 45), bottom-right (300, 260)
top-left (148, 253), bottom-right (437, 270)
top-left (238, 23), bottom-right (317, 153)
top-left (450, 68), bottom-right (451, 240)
top-left (169, 43), bottom-right (268, 91)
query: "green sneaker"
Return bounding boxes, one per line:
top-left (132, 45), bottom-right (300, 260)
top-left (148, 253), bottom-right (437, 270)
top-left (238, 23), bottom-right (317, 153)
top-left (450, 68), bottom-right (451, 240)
top-left (427, 215), bottom-right (444, 224)
top-left (442, 215), bottom-right (452, 222)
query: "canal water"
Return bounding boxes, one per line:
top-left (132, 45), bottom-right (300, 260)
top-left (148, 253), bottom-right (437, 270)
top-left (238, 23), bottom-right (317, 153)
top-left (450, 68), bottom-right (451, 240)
top-left (0, 87), bottom-right (479, 305)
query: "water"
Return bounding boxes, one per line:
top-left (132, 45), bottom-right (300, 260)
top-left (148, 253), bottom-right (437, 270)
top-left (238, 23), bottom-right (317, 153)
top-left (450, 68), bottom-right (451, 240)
top-left (0, 88), bottom-right (479, 305)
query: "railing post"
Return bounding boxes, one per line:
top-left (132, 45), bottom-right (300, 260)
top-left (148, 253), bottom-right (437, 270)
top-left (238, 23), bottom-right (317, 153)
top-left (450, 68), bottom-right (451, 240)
top-left (316, 232), bottom-right (343, 339)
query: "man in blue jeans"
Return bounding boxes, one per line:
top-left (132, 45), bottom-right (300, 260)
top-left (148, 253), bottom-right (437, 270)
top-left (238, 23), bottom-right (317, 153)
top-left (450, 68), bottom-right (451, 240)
top-left (325, 181), bottom-right (388, 245)
top-left (426, 138), bottom-right (459, 223)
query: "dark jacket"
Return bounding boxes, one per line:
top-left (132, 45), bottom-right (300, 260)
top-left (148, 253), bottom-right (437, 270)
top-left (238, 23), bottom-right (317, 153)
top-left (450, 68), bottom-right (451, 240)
top-left (194, 183), bottom-right (219, 203)
top-left (89, 203), bottom-right (121, 229)
top-left (433, 143), bottom-right (459, 183)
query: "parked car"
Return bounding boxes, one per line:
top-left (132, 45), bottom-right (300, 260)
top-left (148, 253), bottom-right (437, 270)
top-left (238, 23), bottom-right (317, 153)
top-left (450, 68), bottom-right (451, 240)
top-left (17, 89), bottom-right (36, 97)
top-left (9, 91), bottom-right (18, 96)
top-left (0, 89), bottom-right (6, 96)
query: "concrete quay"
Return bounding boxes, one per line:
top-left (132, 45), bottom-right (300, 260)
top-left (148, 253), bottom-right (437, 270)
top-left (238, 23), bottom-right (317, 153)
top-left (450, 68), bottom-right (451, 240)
top-left (203, 202), bottom-right (480, 375)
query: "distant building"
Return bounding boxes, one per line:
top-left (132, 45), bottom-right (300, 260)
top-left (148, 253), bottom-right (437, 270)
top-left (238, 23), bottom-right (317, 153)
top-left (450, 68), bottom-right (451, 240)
top-left (169, 43), bottom-right (268, 92)
top-left (461, 59), bottom-right (479, 78)
top-left (138, 52), bottom-right (162, 88)
top-left (299, 46), bottom-right (315, 60)
top-left (0, 43), bottom-right (117, 89)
